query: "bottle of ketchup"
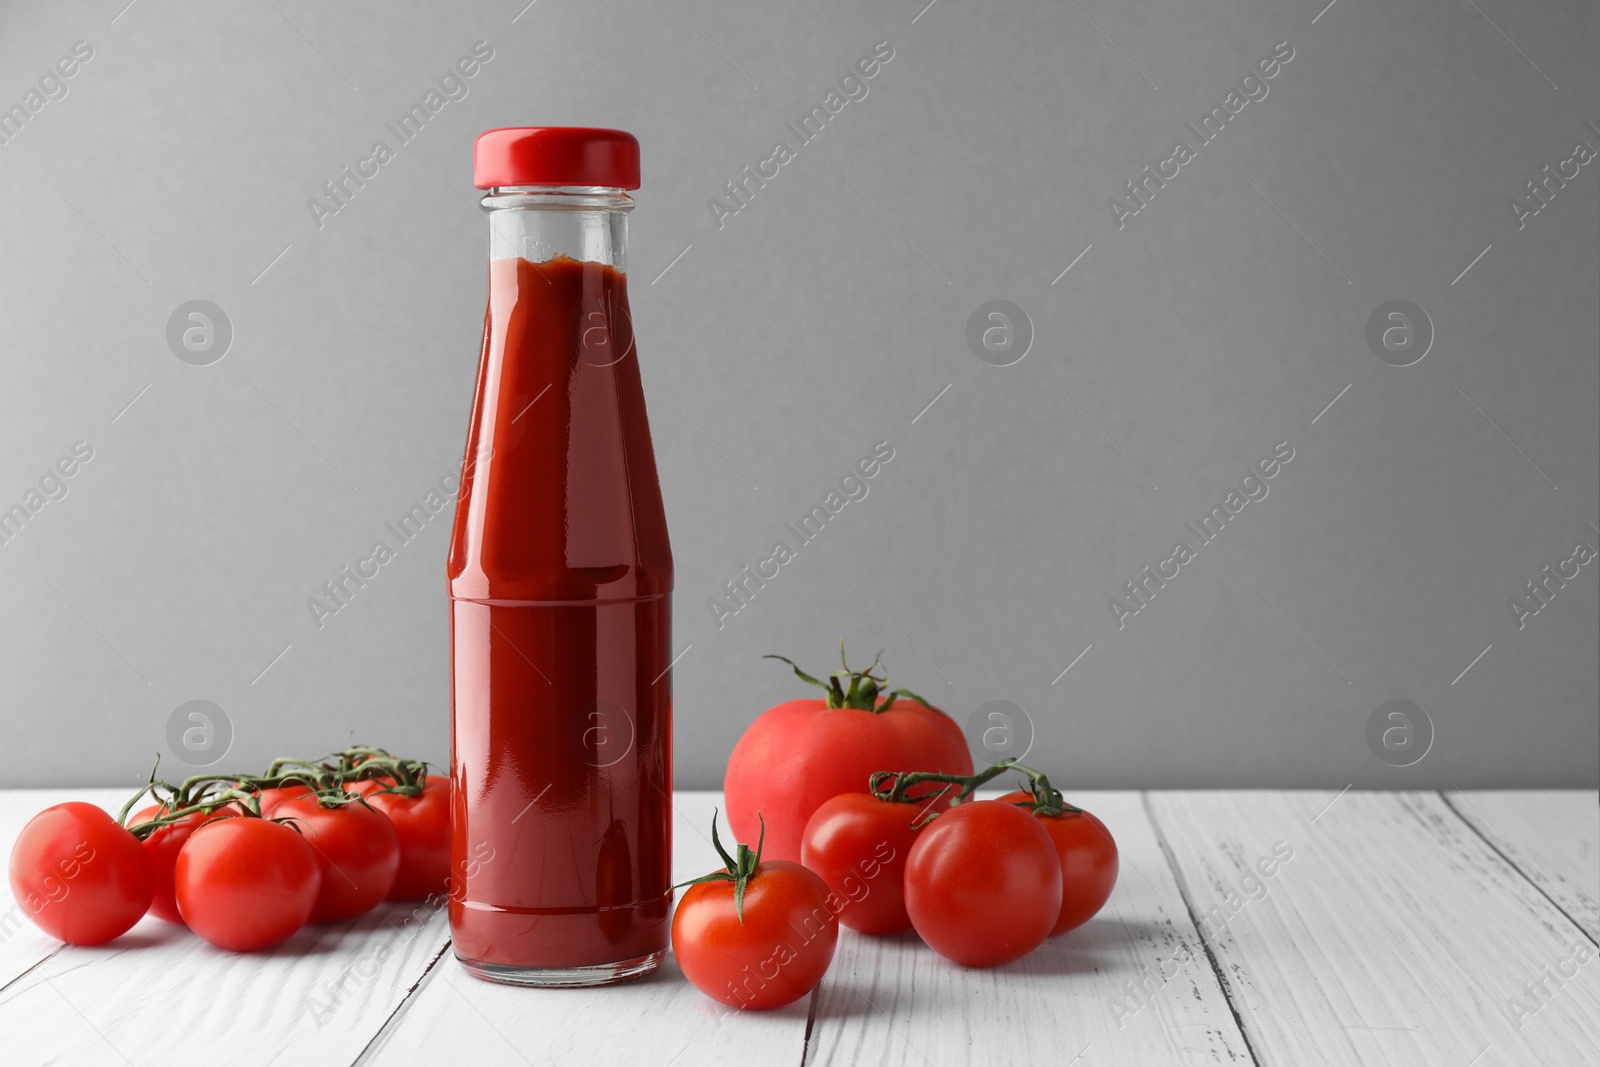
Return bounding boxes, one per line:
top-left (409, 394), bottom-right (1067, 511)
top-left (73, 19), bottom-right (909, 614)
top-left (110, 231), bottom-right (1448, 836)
top-left (448, 128), bottom-right (673, 986)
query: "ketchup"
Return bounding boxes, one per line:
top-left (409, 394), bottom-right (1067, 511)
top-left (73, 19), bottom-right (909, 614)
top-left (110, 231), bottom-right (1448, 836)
top-left (448, 129), bottom-right (672, 986)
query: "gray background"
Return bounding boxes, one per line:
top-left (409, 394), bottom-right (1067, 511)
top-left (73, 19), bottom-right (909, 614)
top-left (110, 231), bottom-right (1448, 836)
top-left (1, 0), bottom-right (1595, 790)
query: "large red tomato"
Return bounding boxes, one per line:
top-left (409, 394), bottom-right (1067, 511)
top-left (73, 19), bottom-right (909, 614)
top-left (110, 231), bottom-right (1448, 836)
top-left (725, 653), bottom-right (971, 862)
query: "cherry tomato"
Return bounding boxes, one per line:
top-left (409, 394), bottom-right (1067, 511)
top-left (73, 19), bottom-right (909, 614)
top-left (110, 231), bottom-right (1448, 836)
top-left (256, 783), bottom-right (314, 810)
top-left (175, 817), bottom-right (321, 951)
top-left (8, 802), bottom-right (153, 945)
top-left (131, 804), bottom-right (235, 924)
top-left (999, 791), bottom-right (1119, 935)
top-left (672, 859), bottom-right (838, 1010)
top-left (350, 776), bottom-right (450, 900)
top-left (801, 793), bottom-right (924, 934)
top-left (262, 793), bottom-right (399, 922)
top-left (904, 800), bottom-right (1061, 967)
top-left (725, 655), bottom-right (972, 862)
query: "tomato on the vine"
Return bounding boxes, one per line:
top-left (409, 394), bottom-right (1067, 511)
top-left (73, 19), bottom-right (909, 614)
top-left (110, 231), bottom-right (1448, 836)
top-left (801, 792), bottom-right (924, 934)
top-left (904, 799), bottom-right (1061, 968)
top-left (8, 802), bottom-right (153, 946)
top-left (725, 649), bottom-right (972, 862)
top-left (998, 790), bottom-right (1118, 935)
top-left (261, 792), bottom-right (399, 922)
top-left (350, 775), bottom-right (450, 900)
top-left (672, 818), bottom-right (838, 1010)
top-left (131, 804), bottom-right (235, 924)
top-left (175, 817), bottom-right (321, 951)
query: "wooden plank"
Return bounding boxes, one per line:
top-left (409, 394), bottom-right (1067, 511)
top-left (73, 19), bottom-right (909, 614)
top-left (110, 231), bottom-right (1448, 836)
top-left (804, 791), bottom-right (1253, 1066)
top-left (1147, 791), bottom-right (1600, 1067)
top-left (358, 790), bottom-right (813, 1066)
top-left (0, 901), bottom-right (454, 1066)
top-left (0, 788), bottom-right (454, 1066)
top-left (1444, 790), bottom-right (1598, 942)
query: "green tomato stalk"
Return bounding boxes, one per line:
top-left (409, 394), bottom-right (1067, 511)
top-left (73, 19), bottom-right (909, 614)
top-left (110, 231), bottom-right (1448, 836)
top-left (764, 640), bottom-right (941, 715)
top-left (674, 812), bottom-right (765, 923)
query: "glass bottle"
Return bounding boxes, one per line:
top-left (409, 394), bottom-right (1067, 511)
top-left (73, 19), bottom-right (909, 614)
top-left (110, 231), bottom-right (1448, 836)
top-left (447, 128), bottom-right (673, 987)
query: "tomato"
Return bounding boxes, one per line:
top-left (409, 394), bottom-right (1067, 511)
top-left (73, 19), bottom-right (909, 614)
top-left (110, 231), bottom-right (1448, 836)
top-left (8, 802), bottom-right (153, 945)
top-left (131, 804), bottom-right (235, 924)
top-left (999, 791), bottom-right (1118, 935)
top-left (262, 793), bottom-right (400, 922)
top-left (350, 776), bottom-right (450, 900)
top-left (800, 793), bottom-right (924, 934)
top-left (673, 858), bottom-right (838, 1010)
top-left (175, 817), bottom-right (321, 951)
top-left (904, 800), bottom-right (1061, 967)
top-left (256, 783), bottom-right (314, 810)
top-left (725, 653), bottom-right (972, 862)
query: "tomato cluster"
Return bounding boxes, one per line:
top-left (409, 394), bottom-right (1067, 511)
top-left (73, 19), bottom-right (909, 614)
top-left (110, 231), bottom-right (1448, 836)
top-left (806, 764), bottom-right (1118, 968)
top-left (676, 649), bottom-right (1120, 1010)
top-left (7, 747), bottom-right (450, 952)
top-left (673, 763), bottom-right (1118, 1009)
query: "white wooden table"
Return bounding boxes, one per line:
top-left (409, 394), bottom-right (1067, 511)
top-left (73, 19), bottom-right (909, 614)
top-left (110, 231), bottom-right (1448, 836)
top-left (1, 790), bottom-right (1594, 1066)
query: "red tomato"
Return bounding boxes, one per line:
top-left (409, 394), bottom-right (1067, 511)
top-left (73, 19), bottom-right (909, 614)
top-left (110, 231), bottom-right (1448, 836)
top-left (904, 800), bottom-right (1061, 967)
top-left (672, 859), bottom-right (838, 1010)
top-left (999, 791), bottom-right (1119, 935)
top-left (132, 804), bottom-right (235, 924)
top-left (256, 783), bottom-right (314, 810)
top-left (8, 802), bottom-right (153, 945)
top-left (175, 818), bottom-right (321, 951)
top-left (801, 793), bottom-right (924, 934)
top-left (725, 684), bottom-right (971, 862)
top-left (263, 794), bottom-right (399, 922)
top-left (350, 776), bottom-right (450, 900)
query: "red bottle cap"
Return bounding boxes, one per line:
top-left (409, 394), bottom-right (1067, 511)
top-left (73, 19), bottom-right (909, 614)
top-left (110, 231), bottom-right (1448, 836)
top-left (473, 127), bottom-right (640, 190)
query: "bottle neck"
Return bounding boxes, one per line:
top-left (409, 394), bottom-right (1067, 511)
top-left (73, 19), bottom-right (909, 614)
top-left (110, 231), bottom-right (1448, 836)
top-left (481, 186), bottom-right (632, 272)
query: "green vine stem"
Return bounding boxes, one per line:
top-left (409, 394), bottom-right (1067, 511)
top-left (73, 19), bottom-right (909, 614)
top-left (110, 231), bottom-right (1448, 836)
top-left (673, 812), bottom-right (764, 923)
top-left (764, 640), bottom-right (943, 716)
top-left (121, 786), bottom-right (265, 840)
top-left (869, 758), bottom-right (1081, 825)
top-left (329, 747), bottom-right (431, 797)
top-left (116, 746), bottom-right (435, 839)
top-left (113, 755), bottom-right (164, 828)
